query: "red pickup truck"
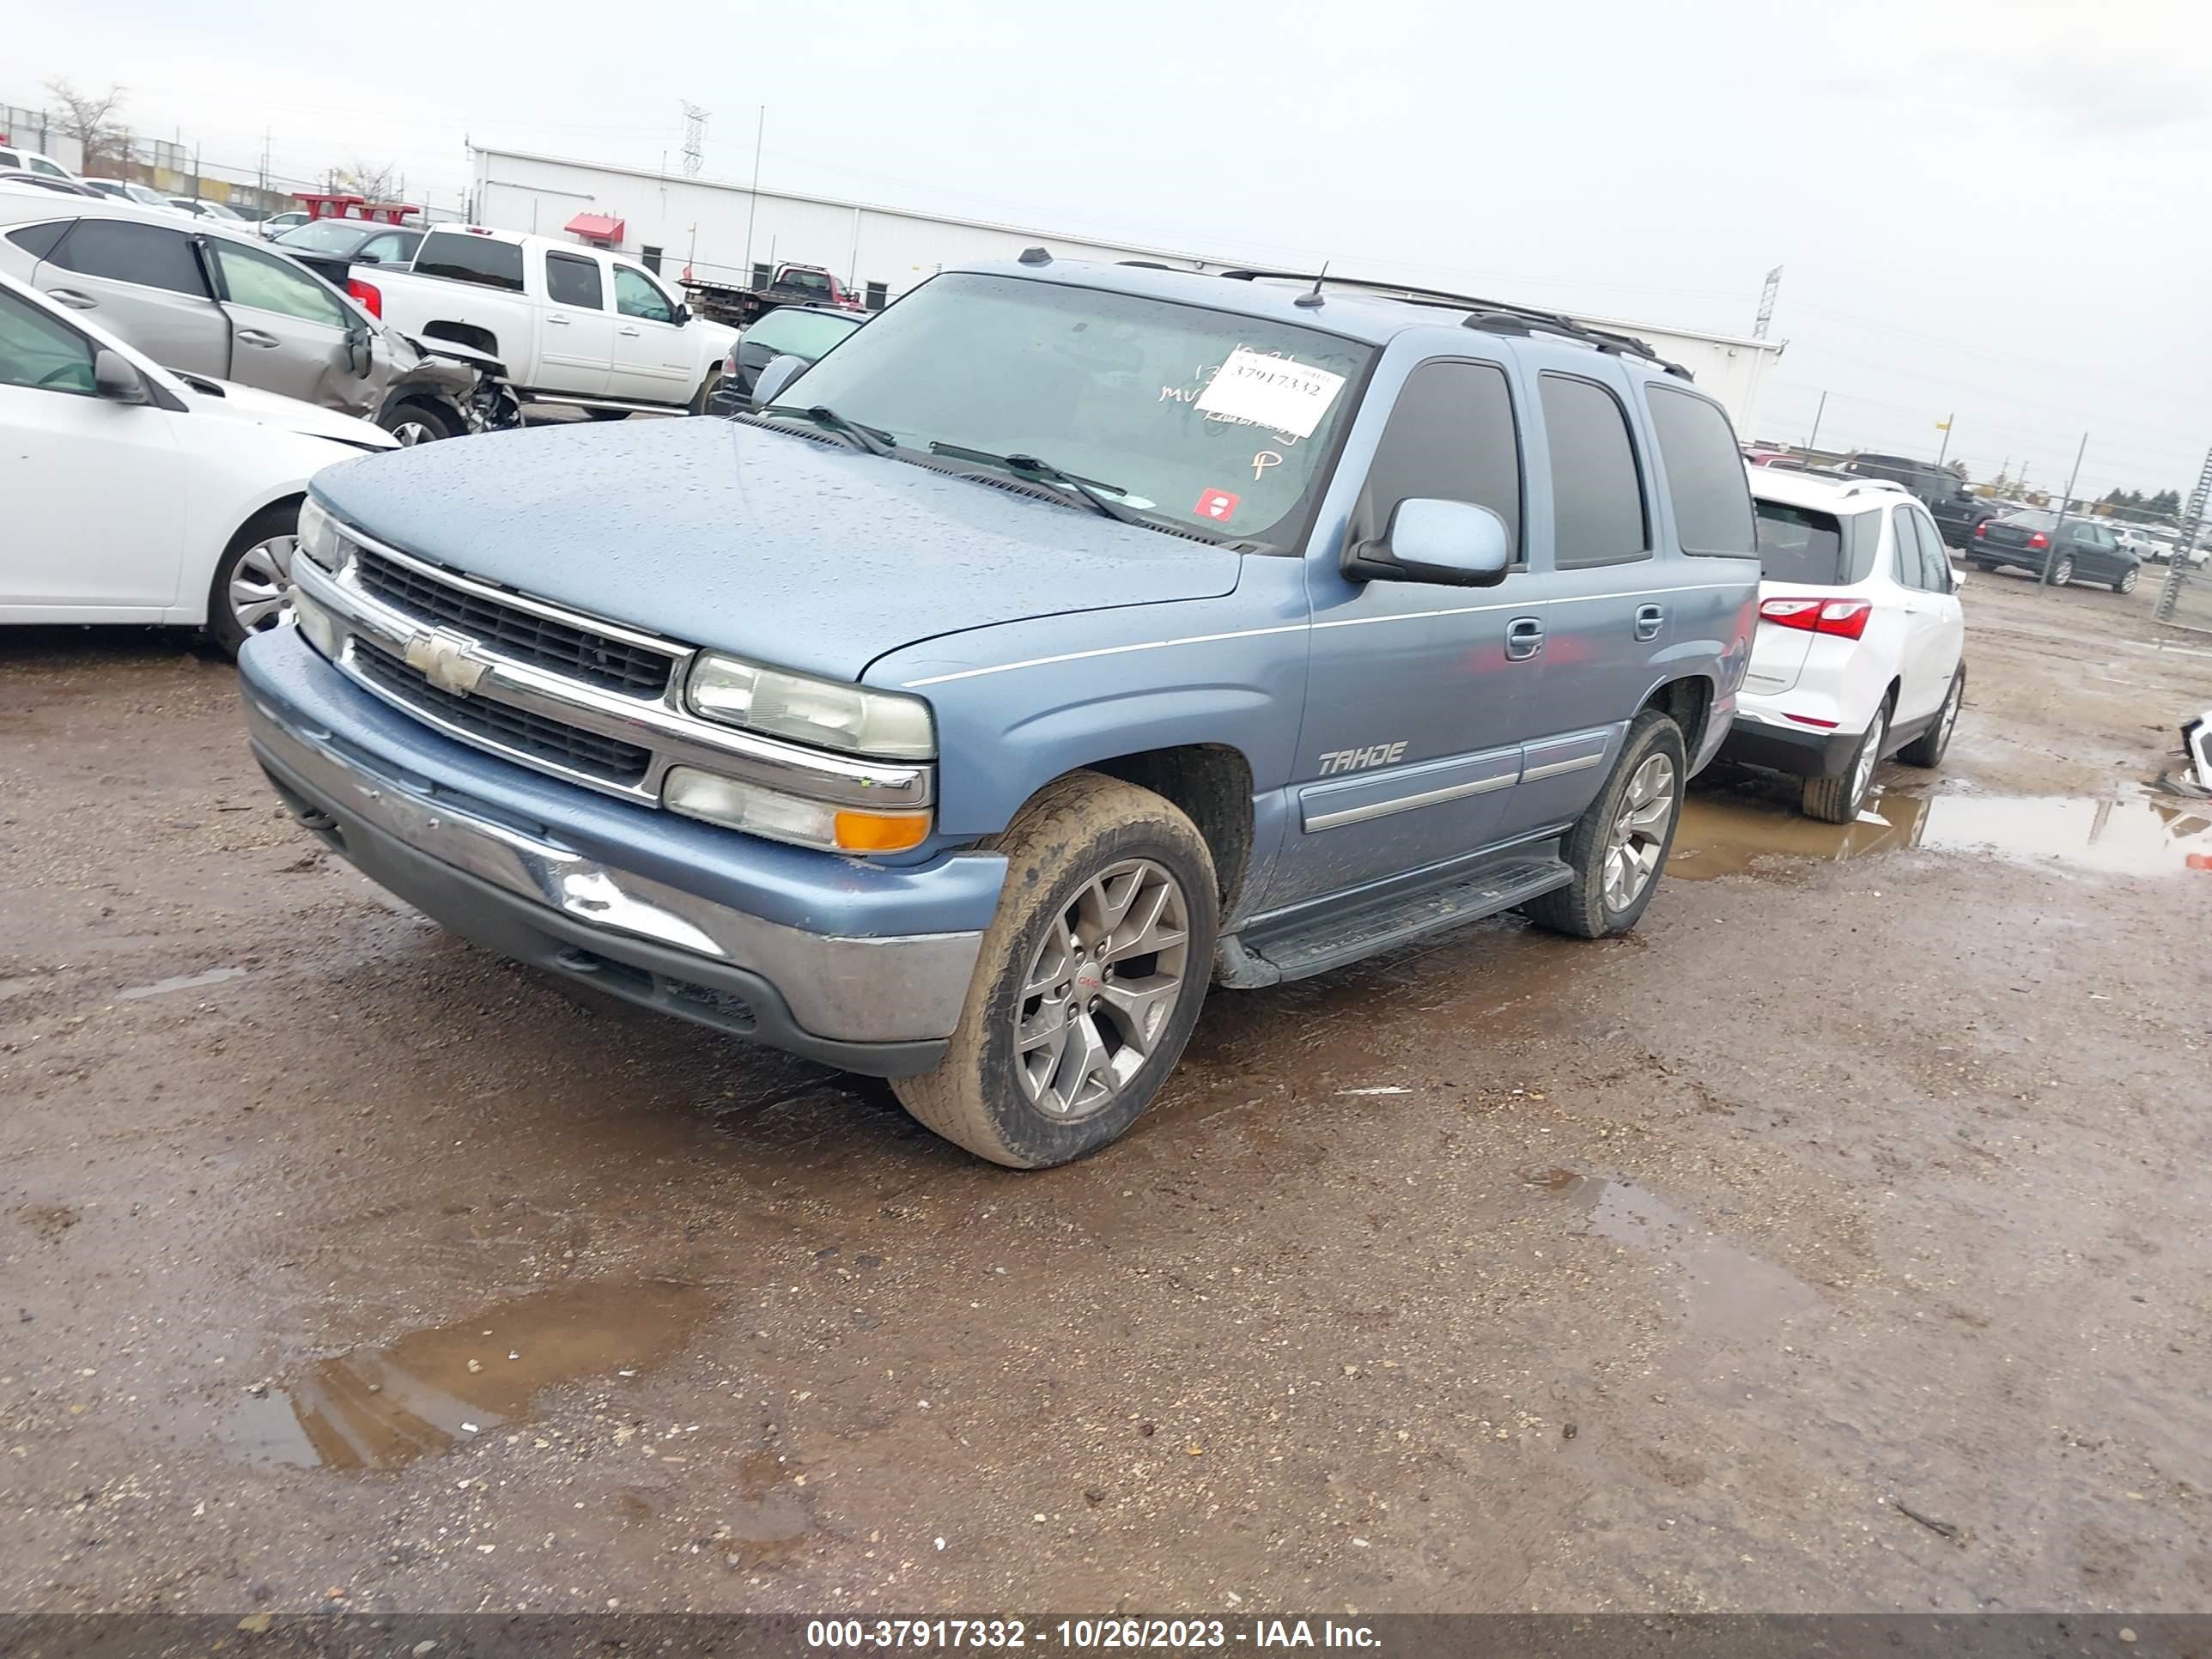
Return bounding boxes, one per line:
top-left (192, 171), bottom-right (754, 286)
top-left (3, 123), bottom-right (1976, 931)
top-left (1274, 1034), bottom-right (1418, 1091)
top-left (684, 261), bottom-right (869, 328)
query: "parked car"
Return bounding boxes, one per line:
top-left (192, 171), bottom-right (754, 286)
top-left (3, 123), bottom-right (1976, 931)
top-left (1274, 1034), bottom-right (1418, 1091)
top-left (362, 224), bottom-right (738, 419)
top-left (268, 219), bottom-right (423, 289)
top-left (0, 267), bottom-right (397, 651)
top-left (168, 197), bottom-right (249, 224)
top-left (0, 197), bottom-right (515, 446)
top-left (705, 303), bottom-right (865, 416)
top-left (0, 171), bottom-right (100, 198)
top-left (83, 178), bottom-right (185, 212)
top-left (0, 143), bottom-right (76, 181)
top-left (1840, 452), bottom-right (1993, 546)
top-left (2108, 524), bottom-right (2160, 563)
top-left (684, 260), bottom-right (872, 329)
top-left (237, 258), bottom-right (1760, 1166)
top-left (1725, 471), bottom-right (1966, 822)
top-left (1971, 512), bottom-right (2141, 592)
top-left (259, 210), bottom-right (313, 241)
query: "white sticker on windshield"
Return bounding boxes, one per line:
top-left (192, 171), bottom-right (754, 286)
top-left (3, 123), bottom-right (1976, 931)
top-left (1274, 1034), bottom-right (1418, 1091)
top-left (1194, 349), bottom-right (1346, 441)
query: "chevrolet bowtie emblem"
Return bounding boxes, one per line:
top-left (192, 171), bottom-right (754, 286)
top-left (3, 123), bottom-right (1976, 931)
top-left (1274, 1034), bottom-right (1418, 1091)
top-left (404, 628), bottom-right (489, 696)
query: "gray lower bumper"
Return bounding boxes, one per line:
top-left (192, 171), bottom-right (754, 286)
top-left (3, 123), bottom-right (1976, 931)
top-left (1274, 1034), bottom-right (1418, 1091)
top-left (244, 697), bottom-right (982, 1076)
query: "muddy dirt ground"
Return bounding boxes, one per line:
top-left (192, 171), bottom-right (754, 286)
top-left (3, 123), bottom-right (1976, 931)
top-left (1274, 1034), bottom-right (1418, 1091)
top-left (3, 569), bottom-right (2209, 1616)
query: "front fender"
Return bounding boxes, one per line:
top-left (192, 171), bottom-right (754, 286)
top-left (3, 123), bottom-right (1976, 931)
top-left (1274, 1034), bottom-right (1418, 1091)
top-left (866, 559), bottom-right (1311, 842)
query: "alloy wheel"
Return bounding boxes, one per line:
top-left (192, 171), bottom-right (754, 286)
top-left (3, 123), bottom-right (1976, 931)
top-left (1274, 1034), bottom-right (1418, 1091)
top-left (1850, 708), bottom-right (1886, 810)
top-left (1601, 753), bottom-right (1676, 912)
top-left (390, 419), bottom-right (436, 446)
top-left (1012, 859), bottom-right (1191, 1121)
top-left (228, 534), bottom-right (297, 635)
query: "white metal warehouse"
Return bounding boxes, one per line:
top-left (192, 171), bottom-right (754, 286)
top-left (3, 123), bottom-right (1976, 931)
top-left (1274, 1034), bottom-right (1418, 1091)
top-left (469, 145), bottom-right (1779, 430)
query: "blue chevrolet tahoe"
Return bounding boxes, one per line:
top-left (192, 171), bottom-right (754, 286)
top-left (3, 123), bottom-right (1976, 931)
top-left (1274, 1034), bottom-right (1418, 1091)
top-left (239, 257), bottom-right (1759, 1167)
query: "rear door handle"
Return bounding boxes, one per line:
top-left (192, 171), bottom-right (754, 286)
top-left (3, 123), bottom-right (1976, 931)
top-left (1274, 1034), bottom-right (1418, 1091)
top-left (236, 329), bottom-right (280, 348)
top-left (1634, 603), bottom-right (1665, 641)
top-left (46, 288), bottom-right (97, 309)
top-left (1504, 617), bottom-right (1544, 662)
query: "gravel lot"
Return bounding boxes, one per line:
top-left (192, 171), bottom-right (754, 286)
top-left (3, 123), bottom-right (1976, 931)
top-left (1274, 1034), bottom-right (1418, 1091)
top-left (3, 569), bottom-right (2208, 1614)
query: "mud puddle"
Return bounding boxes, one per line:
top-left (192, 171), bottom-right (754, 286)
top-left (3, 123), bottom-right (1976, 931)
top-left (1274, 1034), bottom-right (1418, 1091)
top-left (1672, 782), bottom-right (2212, 881)
top-left (199, 1278), bottom-right (714, 1471)
top-left (1528, 1168), bottom-right (1816, 1340)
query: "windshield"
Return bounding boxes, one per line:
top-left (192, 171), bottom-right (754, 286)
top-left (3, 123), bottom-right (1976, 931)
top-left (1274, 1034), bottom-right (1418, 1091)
top-left (747, 308), bottom-right (861, 359)
top-left (275, 220), bottom-right (374, 255)
top-left (779, 271), bottom-right (1371, 543)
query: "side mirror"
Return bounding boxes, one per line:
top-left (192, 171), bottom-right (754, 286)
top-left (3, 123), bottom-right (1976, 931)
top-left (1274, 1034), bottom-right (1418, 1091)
top-left (356, 252), bottom-right (380, 264)
top-left (672, 302), bottom-right (690, 326)
top-left (750, 353), bottom-right (810, 411)
top-left (1346, 498), bottom-right (1511, 587)
top-left (92, 348), bottom-right (149, 404)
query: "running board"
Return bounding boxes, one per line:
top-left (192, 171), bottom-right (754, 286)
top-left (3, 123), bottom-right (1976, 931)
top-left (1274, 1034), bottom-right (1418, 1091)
top-left (514, 391), bottom-right (686, 416)
top-left (1216, 856), bottom-right (1574, 988)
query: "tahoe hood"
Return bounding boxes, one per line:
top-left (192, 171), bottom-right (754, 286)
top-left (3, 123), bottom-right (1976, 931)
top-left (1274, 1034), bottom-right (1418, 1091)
top-left (311, 418), bottom-right (1243, 681)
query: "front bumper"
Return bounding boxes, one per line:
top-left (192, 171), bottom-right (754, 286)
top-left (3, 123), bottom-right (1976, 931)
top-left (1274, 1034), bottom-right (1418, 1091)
top-left (238, 629), bottom-right (1003, 1077)
top-left (1717, 708), bottom-right (1858, 778)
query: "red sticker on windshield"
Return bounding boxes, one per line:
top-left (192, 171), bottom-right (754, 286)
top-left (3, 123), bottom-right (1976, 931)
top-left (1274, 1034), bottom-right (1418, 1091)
top-left (1195, 488), bottom-right (1241, 523)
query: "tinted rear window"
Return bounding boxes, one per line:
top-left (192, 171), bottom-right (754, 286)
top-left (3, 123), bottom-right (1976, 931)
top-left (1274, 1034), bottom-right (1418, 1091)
top-left (1755, 500), bottom-right (1881, 585)
top-left (49, 218), bottom-right (209, 297)
top-left (1540, 373), bottom-right (1648, 567)
top-left (1646, 385), bottom-right (1755, 556)
top-left (414, 231), bottom-right (525, 291)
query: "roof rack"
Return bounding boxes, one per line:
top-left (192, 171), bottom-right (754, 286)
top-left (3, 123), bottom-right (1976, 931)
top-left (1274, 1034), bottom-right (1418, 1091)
top-left (1212, 268), bottom-right (1692, 380)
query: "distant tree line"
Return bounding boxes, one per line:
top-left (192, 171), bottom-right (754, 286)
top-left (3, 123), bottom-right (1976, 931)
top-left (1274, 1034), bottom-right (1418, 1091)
top-left (2098, 487), bottom-right (2183, 525)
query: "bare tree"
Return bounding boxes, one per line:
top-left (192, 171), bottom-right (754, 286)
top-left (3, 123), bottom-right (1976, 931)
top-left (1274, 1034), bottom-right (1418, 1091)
top-left (43, 79), bottom-right (129, 175)
top-left (331, 158), bottom-right (403, 201)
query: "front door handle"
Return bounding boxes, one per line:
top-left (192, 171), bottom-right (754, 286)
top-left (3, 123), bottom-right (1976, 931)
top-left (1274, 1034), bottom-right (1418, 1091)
top-left (46, 288), bottom-right (97, 309)
top-left (1634, 603), bottom-right (1665, 641)
top-left (236, 329), bottom-right (280, 348)
top-left (1504, 617), bottom-right (1545, 662)
top-left (546, 313), bottom-right (570, 325)
top-left (617, 325), bottom-right (641, 337)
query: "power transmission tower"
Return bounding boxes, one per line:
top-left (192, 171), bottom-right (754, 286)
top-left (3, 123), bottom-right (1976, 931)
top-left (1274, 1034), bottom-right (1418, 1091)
top-left (680, 102), bottom-right (709, 178)
top-left (1753, 265), bottom-right (1783, 340)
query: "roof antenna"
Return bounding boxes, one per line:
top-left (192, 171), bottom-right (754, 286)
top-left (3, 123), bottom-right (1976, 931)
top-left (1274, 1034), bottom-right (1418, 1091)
top-left (1294, 261), bottom-right (1329, 308)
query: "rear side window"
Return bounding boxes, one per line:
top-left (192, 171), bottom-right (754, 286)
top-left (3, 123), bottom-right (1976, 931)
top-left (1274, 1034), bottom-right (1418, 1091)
top-left (6, 221), bottom-right (69, 261)
top-left (1891, 507), bottom-right (1929, 589)
top-left (1540, 374), bottom-right (1649, 567)
top-left (48, 219), bottom-right (210, 297)
top-left (1908, 512), bottom-right (1950, 589)
top-left (1645, 385), bottom-right (1755, 556)
top-left (415, 230), bottom-right (525, 292)
top-left (1361, 359), bottom-right (1523, 556)
top-left (544, 252), bottom-right (605, 309)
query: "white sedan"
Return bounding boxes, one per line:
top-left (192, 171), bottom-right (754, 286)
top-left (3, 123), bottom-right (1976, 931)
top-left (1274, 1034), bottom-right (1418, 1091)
top-left (0, 269), bottom-right (397, 653)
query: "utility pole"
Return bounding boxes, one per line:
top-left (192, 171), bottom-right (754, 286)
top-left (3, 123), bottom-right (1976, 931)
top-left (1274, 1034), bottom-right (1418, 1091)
top-left (1936, 411), bottom-right (1954, 467)
top-left (1806, 390), bottom-right (1828, 453)
top-left (2042, 432), bottom-right (2088, 587)
top-left (742, 106), bottom-right (765, 280)
top-left (680, 101), bottom-right (709, 178)
top-left (1753, 265), bottom-right (1782, 340)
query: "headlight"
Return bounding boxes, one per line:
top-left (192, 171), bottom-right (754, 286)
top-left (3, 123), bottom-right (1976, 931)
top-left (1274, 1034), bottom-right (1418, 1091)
top-left (296, 497), bottom-right (343, 573)
top-left (686, 653), bottom-right (935, 759)
top-left (663, 767), bottom-right (931, 854)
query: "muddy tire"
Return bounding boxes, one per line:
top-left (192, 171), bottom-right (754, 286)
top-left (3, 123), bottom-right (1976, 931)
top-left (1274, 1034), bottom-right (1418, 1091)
top-left (1802, 696), bottom-right (1890, 823)
top-left (1523, 709), bottom-right (1686, 941)
top-left (1899, 669), bottom-right (1963, 768)
top-left (204, 503), bottom-right (301, 659)
top-left (890, 771), bottom-right (1218, 1169)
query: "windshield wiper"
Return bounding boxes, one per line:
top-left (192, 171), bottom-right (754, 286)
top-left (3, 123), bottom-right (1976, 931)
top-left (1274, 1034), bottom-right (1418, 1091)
top-left (925, 441), bottom-right (1146, 526)
top-left (760, 404), bottom-right (896, 457)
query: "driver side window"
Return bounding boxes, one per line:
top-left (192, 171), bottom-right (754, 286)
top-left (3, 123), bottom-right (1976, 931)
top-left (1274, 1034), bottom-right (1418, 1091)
top-left (613, 264), bottom-right (672, 324)
top-left (0, 287), bottom-right (98, 396)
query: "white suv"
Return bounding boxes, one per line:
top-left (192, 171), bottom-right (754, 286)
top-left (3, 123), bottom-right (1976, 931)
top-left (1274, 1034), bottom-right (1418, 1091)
top-left (1720, 470), bottom-right (1967, 822)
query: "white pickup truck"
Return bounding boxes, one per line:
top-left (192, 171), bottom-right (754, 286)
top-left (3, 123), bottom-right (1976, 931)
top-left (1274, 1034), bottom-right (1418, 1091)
top-left (356, 225), bottom-right (738, 419)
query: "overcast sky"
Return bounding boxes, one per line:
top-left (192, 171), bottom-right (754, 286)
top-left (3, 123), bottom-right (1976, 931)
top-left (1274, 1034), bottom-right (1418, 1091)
top-left (15, 0), bottom-right (2209, 500)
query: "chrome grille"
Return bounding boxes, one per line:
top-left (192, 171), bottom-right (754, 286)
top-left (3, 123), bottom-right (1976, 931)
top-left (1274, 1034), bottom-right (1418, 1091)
top-left (352, 640), bottom-right (653, 786)
top-left (355, 547), bottom-right (676, 697)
